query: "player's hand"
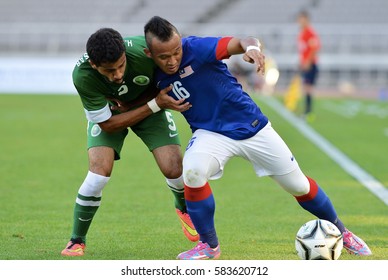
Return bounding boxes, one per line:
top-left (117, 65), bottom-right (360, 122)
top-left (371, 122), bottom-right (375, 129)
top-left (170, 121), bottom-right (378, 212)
top-left (155, 85), bottom-right (192, 112)
top-left (243, 49), bottom-right (265, 76)
top-left (107, 86), bottom-right (160, 113)
top-left (107, 97), bottom-right (132, 113)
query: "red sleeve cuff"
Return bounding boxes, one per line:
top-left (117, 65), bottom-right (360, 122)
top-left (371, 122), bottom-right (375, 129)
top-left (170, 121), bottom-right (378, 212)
top-left (216, 37), bottom-right (233, 60)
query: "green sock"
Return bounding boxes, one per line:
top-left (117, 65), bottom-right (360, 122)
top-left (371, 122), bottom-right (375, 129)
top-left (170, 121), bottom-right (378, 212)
top-left (71, 194), bottom-right (101, 243)
top-left (168, 185), bottom-right (186, 212)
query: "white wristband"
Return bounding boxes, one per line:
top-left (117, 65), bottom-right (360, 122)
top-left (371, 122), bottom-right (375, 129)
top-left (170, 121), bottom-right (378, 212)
top-left (147, 98), bottom-right (161, 113)
top-left (246, 45), bottom-right (261, 52)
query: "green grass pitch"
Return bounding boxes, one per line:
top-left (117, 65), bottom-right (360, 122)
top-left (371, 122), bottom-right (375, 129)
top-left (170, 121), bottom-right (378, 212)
top-left (0, 94), bottom-right (387, 260)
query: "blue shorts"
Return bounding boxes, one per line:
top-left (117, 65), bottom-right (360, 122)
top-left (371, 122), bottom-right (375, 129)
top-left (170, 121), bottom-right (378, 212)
top-left (301, 63), bottom-right (318, 85)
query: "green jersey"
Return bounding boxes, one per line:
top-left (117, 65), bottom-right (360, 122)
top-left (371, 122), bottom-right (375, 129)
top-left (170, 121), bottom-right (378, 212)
top-left (73, 36), bottom-right (156, 123)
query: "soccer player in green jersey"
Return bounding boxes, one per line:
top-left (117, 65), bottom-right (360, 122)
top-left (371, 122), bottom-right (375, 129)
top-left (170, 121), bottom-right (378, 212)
top-left (61, 28), bottom-right (197, 257)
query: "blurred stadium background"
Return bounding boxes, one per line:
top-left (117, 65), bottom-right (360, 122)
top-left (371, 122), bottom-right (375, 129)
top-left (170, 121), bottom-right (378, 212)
top-left (0, 0), bottom-right (388, 97)
top-left (1, 0), bottom-right (388, 263)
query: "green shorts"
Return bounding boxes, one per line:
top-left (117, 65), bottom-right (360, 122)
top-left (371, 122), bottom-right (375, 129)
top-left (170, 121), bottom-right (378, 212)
top-left (87, 110), bottom-right (180, 160)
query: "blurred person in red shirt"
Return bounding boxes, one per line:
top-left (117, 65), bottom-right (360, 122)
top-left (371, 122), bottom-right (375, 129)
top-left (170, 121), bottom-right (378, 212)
top-left (297, 10), bottom-right (320, 120)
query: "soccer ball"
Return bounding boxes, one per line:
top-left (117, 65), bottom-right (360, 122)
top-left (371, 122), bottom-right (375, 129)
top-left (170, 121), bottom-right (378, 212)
top-left (295, 219), bottom-right (343, 260)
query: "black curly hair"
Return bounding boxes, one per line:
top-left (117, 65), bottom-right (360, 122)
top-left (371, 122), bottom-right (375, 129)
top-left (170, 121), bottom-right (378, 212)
top-left (86, 28), bottom-right (125, 66)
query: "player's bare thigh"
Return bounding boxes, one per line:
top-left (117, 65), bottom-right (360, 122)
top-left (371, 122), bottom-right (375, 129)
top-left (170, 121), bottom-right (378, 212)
top-left (152, 144), bottom-right (183, 179)
top-left (88, 146), bottom-right (115, 177)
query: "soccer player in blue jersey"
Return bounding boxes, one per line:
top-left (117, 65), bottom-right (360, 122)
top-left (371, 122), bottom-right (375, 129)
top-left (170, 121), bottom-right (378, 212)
top-left (143, 16), bottom-right (372, 260)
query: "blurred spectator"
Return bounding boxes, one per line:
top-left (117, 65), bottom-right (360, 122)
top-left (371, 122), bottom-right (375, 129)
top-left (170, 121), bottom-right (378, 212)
top-left (297, 10), bottom-right (320, 120)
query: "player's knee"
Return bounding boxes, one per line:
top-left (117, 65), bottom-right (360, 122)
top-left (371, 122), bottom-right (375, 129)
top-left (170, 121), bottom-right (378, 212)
top-left (288, 180), bottom-right (310, 196)
top-left (88, 147), bottom-right (115, 177)
top-left (152, 144), bottom-right (183, 179)
top-left (90, 168), bottom-right (112, 177)
top-left (183, 167), bottom-right (208, 188)
top-left (272, 168), bottom-right (310, 196)
top-left (88, 156), bottom-right (113, 177)
top-left (182, 153), bottom-right (219, 187)
top-left (162, 166), bottom-right (182, 179)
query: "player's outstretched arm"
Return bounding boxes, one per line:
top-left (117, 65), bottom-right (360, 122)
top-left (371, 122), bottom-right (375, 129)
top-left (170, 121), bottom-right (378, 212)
top-left (97, 86), bottom-right (191, 132)
top-left (227, 37), bottom-right (265, 75)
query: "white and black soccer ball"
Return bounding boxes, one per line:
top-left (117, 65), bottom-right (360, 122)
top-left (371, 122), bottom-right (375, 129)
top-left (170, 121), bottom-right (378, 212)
top-left (295, 219), bottom-right (343, 260)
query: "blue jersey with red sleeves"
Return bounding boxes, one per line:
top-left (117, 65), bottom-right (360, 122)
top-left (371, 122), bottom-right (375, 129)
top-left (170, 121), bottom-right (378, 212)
top-left (155, 36), bottom-right (268, 140)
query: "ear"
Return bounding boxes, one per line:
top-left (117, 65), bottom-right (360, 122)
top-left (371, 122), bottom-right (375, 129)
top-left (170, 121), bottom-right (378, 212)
top-left (89, 60), bottom-right (97, 69)
top-left (144, 48), bottom-right (152, 58)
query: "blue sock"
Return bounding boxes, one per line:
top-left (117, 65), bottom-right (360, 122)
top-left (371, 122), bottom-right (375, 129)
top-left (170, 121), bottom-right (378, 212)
top-left (185, 183), bottom-right (219, 248)
top-left (296, 177), bottom-right (346, 233)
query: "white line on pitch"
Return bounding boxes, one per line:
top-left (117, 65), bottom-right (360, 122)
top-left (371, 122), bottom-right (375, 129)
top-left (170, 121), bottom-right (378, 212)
top-left (260, 96), bottom-right (388, 206)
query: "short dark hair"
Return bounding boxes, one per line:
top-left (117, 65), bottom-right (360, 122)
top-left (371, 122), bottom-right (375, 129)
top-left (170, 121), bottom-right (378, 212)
top-left (86, 28), bottom-right (125, 66)
top-left (144, 16), bottom-right (179, 49)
